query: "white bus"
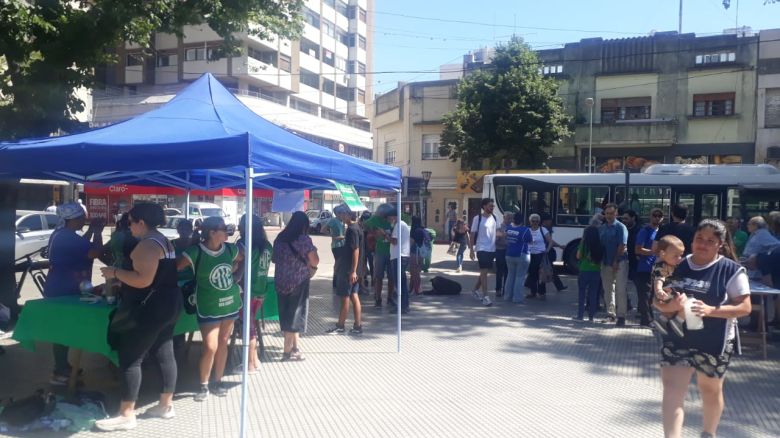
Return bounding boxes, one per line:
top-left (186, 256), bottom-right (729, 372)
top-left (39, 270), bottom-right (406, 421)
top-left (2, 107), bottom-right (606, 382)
top-left (482, 164), bottom-right (780, 273)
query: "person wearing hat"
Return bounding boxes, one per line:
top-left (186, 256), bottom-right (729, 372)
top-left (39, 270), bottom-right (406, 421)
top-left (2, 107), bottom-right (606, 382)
top-left (43, 201), bottom-right (105, 385)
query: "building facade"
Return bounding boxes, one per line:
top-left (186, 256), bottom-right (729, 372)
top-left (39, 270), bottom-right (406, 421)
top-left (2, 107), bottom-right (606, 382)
top-left (757, 29), bottom-right (780, 166)
top-left (93, 0), bottom-right (374, 164)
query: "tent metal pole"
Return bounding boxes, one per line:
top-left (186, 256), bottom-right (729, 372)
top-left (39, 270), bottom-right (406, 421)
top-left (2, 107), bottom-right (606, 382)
top-left (184, 190), bottom-right (191, 220)
top-left (239, 167), bottom-right (253, 438)
top-left (396, 190), bottom-right (402, 353)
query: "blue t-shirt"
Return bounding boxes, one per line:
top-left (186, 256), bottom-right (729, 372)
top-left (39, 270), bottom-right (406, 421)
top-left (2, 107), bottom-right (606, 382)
top-left (43, 228), bottom-right (93, 297)
top-left (599, 220), bottom-right (628, 265)
top-left (635, 225), bottom-right (657, 273)
top-left (505, 225), bottom-right (532, 257)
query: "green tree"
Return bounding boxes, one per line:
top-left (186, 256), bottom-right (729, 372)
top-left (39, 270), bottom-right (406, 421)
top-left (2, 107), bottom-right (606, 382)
top-left (439, 37), bottom-right (572, 170)
top-left (0, 0), bottom-right (303, 140)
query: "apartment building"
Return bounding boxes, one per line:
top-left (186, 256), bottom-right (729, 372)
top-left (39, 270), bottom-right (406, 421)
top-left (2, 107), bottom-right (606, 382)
top-left (757, 29), bottom-right (780, 165)
top-left (93, 0), bottom-right (374, 166)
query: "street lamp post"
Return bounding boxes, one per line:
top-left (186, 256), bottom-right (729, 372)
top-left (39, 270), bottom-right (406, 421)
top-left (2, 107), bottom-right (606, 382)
top-left (421, 170), bottom-right (432, 227)
top-left (585, 97), bottom-right (594, 173)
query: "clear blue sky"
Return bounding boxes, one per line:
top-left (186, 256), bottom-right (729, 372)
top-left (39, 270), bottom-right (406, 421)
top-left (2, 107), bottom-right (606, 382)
top-left (371, 0), bottom-right (780, 94)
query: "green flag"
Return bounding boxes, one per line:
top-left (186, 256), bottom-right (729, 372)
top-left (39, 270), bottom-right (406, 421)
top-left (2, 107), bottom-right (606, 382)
top-left (334, 182), bottom-right (366, 212)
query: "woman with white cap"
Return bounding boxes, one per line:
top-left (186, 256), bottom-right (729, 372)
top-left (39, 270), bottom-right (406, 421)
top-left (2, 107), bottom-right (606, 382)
top-left (43, 201), bottom-right (105, 385)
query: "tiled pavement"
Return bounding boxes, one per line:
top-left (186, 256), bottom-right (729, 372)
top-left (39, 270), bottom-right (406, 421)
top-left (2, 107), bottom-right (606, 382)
top-left (2, 236), bottom-right (779, 437)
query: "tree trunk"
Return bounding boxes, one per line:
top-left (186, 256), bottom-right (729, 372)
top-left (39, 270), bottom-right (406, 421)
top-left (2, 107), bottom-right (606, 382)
top-left (0, 180), bottom-right (20, 318)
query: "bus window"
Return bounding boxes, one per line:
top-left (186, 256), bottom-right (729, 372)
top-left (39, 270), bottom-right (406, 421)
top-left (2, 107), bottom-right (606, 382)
top-left (615, 186), bottom-right (671, 221)
top-left (495, 184), bottom-right (523, 215)
top-left (739, 189), bottom-right (780, 220)
top-left (557, 186), bottom-right (609, 226)
top-left (726, 188), bottom-right (740, 218)
top-left (527, 190), bottom-right (552, 218)
top-left (701, 193), bottom-right (720, 220)
top-left (677, 193), bottom-right (696, 221)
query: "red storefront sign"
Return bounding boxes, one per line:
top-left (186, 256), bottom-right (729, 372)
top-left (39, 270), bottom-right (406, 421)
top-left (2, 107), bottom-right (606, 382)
top-left (84, 183), bottom-right (280, 198)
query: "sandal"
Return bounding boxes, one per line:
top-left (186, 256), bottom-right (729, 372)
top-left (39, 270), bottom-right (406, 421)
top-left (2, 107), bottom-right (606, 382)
top-left (281, 349), bottom-right (305, 361)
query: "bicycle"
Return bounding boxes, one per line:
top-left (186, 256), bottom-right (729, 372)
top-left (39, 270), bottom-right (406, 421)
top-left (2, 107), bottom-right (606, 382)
top-left (15, 247), bottom-right (49, 298)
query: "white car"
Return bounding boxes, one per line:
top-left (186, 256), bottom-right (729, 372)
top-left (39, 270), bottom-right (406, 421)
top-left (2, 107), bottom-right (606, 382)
top-left (185, 202), bottom-right (236, 235)
top-left (159, 216), bottom-right (186, 240)
top-left (15, 210), bottom-right (60, 261)
top-left (306, 210), bottom-right (333, 234)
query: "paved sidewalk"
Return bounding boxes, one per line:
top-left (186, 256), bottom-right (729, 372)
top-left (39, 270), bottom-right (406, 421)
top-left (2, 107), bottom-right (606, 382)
top-left (2, 238), bottom-right (779, 437)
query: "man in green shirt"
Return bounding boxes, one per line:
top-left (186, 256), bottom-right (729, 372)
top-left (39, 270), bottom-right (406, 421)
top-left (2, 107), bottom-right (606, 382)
top-left (727, 217), bottom-right (749, 257)
top-left (363, 205), bottom-right (395, 307)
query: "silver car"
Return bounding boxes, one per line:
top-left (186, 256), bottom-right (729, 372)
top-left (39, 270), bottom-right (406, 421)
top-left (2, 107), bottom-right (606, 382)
top-left (15, 210), bottom-right (60, 260)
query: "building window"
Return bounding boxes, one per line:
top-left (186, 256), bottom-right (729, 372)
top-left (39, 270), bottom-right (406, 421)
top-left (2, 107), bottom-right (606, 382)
top-left (322, 78), bottom-right (335, 95)
top-left (126, 53), bottom-right (144, 66)
top-left (358, 61), bottom-right (366, 75)
top-left (304, 8), bottom-right (320, 28)
top-left (346, 61), bottom-right (356, 74)
top-left (156, 53), bottom-right (176, 67)
top-left (358, 35), bottom-right (366, 50)
top-left (765, 88), bottom-right (780, 128)
top-left (422, 134), bottom-right (445, 160)
top-left (300, 38), bottom-right (320, 59)
top-left (248, 47), bottom-right (276, 66)
top-left (337, 85), bottom-right (352, 101)
top-left (695, 52), bottom-right (736, 65)
top-left (357, 89), bottom-right (365, 104)
top-left (385, 147), bottom-right (396, 165)
top-left (321, 18), bottom-right (336, 38)
top-left (322, 48), bottom-right (335, 66)
top-left (279, 54), bottom-right (291, 72)
top-left (336, 0), bottom-right (348, 17)
top-left (359, 7), bottom-right (367, 22)
top-left (337, 29), bottom-right (349, 46)
top-left (601, 97), bottom-right (651, 123)
top-left (184, 47), bottom-right (205, 61)
top-left (541, 64), bottom-right (563, 75)
top-left (347, 5), bottom-right (356, 19)
top-left (323, 0), bottom-right (335, 8)
top-left (693, 92), bottom-right (735, 117)
top-left (300, 69), bottom-right (320, 89)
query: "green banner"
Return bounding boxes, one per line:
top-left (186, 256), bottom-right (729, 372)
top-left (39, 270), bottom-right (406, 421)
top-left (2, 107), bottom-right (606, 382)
top-left (334, 182), bottom-right (367, 211)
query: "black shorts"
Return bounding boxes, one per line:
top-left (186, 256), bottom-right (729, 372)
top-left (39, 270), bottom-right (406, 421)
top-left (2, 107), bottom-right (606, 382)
top-left (335, 273), bottom-right (359, 297)
top-left (660, 340), bottom-right (735, 378)
top-left (476, 251), bottom-right (496, 270)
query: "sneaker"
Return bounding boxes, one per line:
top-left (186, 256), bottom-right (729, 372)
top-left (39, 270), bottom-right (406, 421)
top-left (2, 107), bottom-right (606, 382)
top-left (603, 315), bottom-right (617, 324)
top-left (374, 299), bottom-right (382, 308)
top-left (194, 384), bottom-right (209, 402)
top-left (349, 326), bottom-right (363, 335)
top-left (212, 382), bottom-right (228, 397)
top-left (616, 317), bottom-right (626, 327)
top-left (668, 318), bottom-right (685, 338)
top-left (481, 296), bottom-right (493, 306)
top-left (471, 290), bottom-right (483, 300)
top-left (456, 266), bottom-right (462, 273)
top-left (326, 326), bottom-right (345, 335)
top-left (145, 404), bottom-right (175, 420)
top-left (49, 374), bottom-right (69, 386)
top-left (95, 415), bottom-right (137, 431)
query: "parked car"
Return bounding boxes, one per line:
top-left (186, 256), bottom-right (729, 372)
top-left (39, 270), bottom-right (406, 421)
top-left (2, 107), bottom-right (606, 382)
top-left (185, 202), bottom-right (236, 235)
top-left (159, 216), bottom-right (186, 240)
top-left (164, 208), bottom-right (183, 217)
top-left (306, 209), bottom-right (332, 234)
top-left (15, 210), bottom-right (60, 261)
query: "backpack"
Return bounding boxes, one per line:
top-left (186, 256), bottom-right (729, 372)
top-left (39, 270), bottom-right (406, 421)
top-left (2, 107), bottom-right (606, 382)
top-left (426, 276), bottom-right (462, 295)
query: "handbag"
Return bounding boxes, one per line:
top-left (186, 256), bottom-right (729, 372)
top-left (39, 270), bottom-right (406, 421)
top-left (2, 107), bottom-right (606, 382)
top-left (180, 247), bottom-right (203, 314)
top-left (109, 289), bottom-right (155, 334)
top-left (288, 242), bottom-right (317, 279)
top-left (539, 257), bottom-right (554, 284)
top-left (447, 242), bottom-right (459, 256)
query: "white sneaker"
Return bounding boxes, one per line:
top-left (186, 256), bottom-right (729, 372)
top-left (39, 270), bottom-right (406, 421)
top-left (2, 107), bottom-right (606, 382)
top-left (145, 404), bottom-right (175, 419)
top-left (456, 266), bottom-right (462, 273)
top-left (95, 415), bottom-right (137, 431)
top-left (482, 296), bottom-right (493, 306)
top-left (471, 290), bottom-right (482, 300)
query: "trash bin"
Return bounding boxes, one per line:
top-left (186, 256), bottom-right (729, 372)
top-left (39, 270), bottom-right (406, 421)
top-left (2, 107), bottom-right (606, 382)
top-left (422, 228), bottom-right (437, 272)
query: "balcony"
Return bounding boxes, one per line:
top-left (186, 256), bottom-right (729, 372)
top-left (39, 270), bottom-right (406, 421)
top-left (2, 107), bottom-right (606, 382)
top-left (574, 119), bottom-right (677, 147)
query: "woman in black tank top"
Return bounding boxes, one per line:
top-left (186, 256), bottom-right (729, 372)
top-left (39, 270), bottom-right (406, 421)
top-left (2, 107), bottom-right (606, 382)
top-left (95, 203), bottom-right (182, 432)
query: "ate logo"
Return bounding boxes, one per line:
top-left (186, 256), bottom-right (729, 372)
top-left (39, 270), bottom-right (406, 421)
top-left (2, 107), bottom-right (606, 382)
top-left (209, 264), bottom-right (234, 291)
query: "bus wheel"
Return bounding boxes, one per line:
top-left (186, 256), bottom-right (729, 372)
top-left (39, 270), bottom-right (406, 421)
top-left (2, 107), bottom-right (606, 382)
top-left (563, 241), bottom-right (580, 275)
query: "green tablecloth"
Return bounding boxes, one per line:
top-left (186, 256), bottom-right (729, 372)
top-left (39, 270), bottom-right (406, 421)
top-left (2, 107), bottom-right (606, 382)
top-left (12, 280), bottom-right (278, 365)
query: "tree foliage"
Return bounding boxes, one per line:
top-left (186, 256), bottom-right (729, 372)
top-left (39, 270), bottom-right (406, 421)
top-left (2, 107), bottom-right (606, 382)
top-left (439, 38), bottom-right (572, 170)
top-left (0, 0), bottom-right (303, 140)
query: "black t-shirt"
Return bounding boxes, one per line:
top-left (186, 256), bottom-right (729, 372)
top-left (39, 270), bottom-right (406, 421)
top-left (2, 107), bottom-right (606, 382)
top-left (335, 223), bottom-right (362, 274)
top-left (655, 221), bottom-right (695, 255)
top-left (626, 223), bottom-right (639, 273)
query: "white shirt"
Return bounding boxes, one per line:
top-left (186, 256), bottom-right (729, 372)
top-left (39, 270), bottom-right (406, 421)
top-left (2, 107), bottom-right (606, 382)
top-left (470, 214), bottom-right (497, 252)
top-left (390, 220), bottom-right (410, 260)
top-left (528, 227), bottom-right (549, 254)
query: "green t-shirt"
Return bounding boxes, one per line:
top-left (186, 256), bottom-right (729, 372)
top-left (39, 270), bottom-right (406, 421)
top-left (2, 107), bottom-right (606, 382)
top-left (733, 229), bottom-right (748, 257)
top-left (327, 217), bottom-right (345, 249)
top-left (363, 215), bottom-right (392, 256)
top-left (184, 243), bottom-right (242, 318)
top-left (577, 241), bottom-right (601, 272)
top-left (239, 241), bottom-right (273, 297)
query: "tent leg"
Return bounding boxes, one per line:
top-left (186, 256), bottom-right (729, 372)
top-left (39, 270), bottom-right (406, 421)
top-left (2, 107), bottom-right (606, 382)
top-left (239, 168), bottom-right (253, 438)
top-left (396, 191), bottom-right (402, 353)
top-left (185, 190), bottom-right (190, 220)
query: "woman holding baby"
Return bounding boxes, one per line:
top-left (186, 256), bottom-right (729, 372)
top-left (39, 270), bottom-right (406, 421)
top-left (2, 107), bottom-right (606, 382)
top-left (653, 219), bottom-right (752, 438)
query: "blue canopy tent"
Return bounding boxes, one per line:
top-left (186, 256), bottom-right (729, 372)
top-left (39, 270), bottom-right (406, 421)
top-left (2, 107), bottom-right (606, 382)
top-left (0, 73), bottom-right (403, 437)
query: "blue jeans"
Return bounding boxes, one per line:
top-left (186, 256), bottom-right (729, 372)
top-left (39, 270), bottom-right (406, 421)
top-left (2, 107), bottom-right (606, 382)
top-left (390, 257), bottom-right (409, 311)
top-left (578, 271), bottom-right (601, 319)
top-left (505, 254), bottom-right (531, 302)
top-left (455, 241), bottom-right (467, 268)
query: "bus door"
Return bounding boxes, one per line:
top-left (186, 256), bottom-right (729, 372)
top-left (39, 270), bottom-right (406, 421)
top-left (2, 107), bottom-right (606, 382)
top-left (674, 190), bottom-right (722, 225)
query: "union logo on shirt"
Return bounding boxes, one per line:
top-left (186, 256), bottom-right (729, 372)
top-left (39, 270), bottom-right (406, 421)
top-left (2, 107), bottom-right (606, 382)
top-left (209, 264), bottom-right (234, 291)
